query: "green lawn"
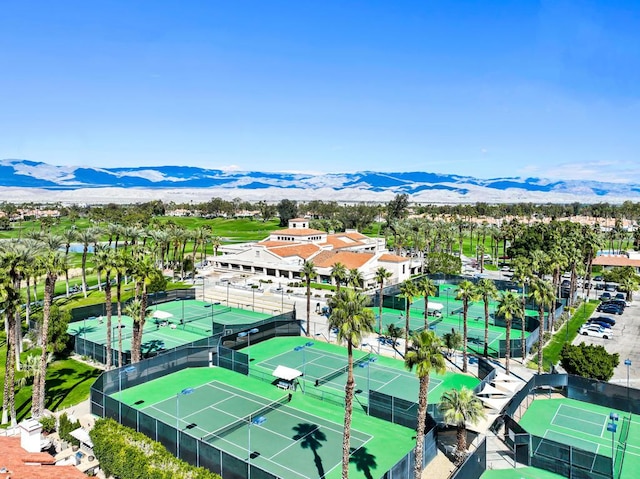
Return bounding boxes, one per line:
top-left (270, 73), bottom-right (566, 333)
top-left (0, 343), bottom-right (100, 424)
top-left (541, 301), bottom-right (598, 371)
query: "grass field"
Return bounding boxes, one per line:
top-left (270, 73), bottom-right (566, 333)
top-left (0, 342), bottom-right (100, 425)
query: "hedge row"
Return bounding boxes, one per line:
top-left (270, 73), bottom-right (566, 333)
top-left (90, 418), bottom-right (221, 479)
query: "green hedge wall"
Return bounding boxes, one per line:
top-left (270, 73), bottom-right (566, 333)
top-left (90, 418), bottom-right (221, 479)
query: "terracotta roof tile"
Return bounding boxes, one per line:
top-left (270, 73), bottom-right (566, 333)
top-left (592, 256), bottom-right (640, 267)
top-left (0, 436), bottom-right (88, 479)
top-left (271, 228), bottom-right (325, 236)
top-left (312, 251), bottom-right (374, 269)
top-left (268, 244), bottom-right (320, 259)
top-left (379, 253), bottom-right (409, 263)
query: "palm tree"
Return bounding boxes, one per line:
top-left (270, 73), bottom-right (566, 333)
top-left (114, 249), bottom-right (131, 367)
top-left (95, 247), bottom-right (117, 369)
top-left (399, 280), bottom-right (419, 355)
top-left (511, 257), bottom-right (532, 362)
top-left (528, 278), bottom-right (555, 374)
top-left (301, 260), bottom-right (317, 337)
top-left (374, 267), bottom-right (392, 342)
top-left (455, 280), bottom-right (478, 373)
top-left (475, 278), bottom-right (498, 358)
top-left (130, 256), bottom-right (161, 363)
top-left (417, 277), bottom-right (436, 330)
top-left (328, 289), bottom-right (375, 478)
top-left (0, 268), bottom-right (21, 425)
top-left (77, 227), bottom-right (101, 298)
top-left (497, 291), bottom-right (522, 375)
top-left (439, 387), bottom-right (486, 464)
top-left (347, 268), bottom-right (363, 291)
top-left (32, 249), bottom-right (65, 417)
top-left (61, 227), bottom-right (78, 296)
top-left (331, 262), bottom-right (347, 293)
top-left (405, 330), bottom-right (445, 478)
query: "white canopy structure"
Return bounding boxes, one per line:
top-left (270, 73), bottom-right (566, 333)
top-left (70, 427), bottom-right (94, 448)
top-left (427, 302), bottom-right (444, 312)
top-left (152, 310), bottom-right (173, 319)
top-left (272, 365), bottom-right (303, 381)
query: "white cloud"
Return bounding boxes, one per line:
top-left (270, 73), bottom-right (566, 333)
top-left (535, 161), bottom-right (640, 184)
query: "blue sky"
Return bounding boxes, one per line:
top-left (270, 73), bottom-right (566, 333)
top-left (1, 1), bottom-right (639, 182)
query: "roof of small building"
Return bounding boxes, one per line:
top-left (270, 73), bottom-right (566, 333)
top-left (0, 436), bottom-right (87, 479)
top-left (592, 255), bottom-right (640, 267)
top-left (271, 228), bottom-right (325, 237)
top-left (378, 253), bottom-right (410, 263)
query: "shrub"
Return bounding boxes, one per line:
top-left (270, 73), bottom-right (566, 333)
top-left (39, 416), bottom-right (56, 434)
top-left (90, 418), bottom-right (221, 479)
top-left (59, 412), bottom-right (80, 446)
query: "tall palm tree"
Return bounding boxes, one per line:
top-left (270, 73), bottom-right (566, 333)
top-left (455, 280), bottom-right (478, 373)
top-left (528, 278), bottom-right (555, 374)
top-left (405, 331), bottom-right (445, 478)
top-left (32, 249), bottom-right (65, 417)
top-left (439, 387), bottom-right (486, 464)
top-left (399, 280), bottom-right (419, 355)
top-left (331, 262), bottom-right (347, 293)
top-left (0, 268), bottom-right (20, 425)
top-left (301, 260), bottom-right (317, 337)
top-left (61, 226), bottom-right (78, 297)
top-left (374, 267), bottom-right (392, 343)
top-left (328, 289), bottom-right (375, 478)
top-left (77, 227), bottom-right (101, 298)
top-left (130, 256), bottom-right (161, 363)
top-left (497, 291), bottom-right (522, 375)
top-left (95, 247), bottom-right (117, 369)
top-left (511, 257), bottom-right (532, 361)
top-left (475, 278), bottom-right (498, 358)
top-left (417, 277), bottom-right (436, 330)
top-left (114, 249), bottom-right (131, 367)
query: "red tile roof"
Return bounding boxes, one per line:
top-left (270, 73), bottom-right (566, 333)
top-left (271, 228), bottom-right (325, 236)
top-left (592, 255), bottom-right (640, 267)
top-left (0, 436), bottom-right (87, 479)
top-left (269, 244), bottom-right (320, 259)
top-left (312, 251), bottom-right (374, 269)
top-left (378, 253), bottom-right (409, 263)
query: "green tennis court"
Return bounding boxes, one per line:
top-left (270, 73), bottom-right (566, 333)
top-left (114, 366), bottom-right (416, 479)
top-left (67, 299), bottom-right (273, 356)
top-left (249, 337), bottom-right (479, 405)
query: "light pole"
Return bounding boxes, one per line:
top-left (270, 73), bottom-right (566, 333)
top-left (181, 298), bottom-right (185, 322)
top-left (444, 288), bottom-right (451, 316)
top-left (358, 357), bottom-right (377, 414)
top-left (248, 416), bottom-right (267, 479)
top-left (118, 365), bottom-right (136, 421)
top-left (294, 342), bottom-right (314, 392)
top-left (238, 328), bottom-right (259, 363)
top-left (280, 284), bottom-right (284, 312)
top-left (226, 282), bottom-right (230, 306)
top-left (625, 359), bottom-right (632, 404)
top-left (252, 287), bottom-right (255, 312)
top-left (608, 412), bottom-right (618, 477)
top-left (176, 387), bottom-right (194, 458)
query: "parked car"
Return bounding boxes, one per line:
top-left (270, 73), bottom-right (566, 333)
top-left (609, 299), bottom-right (627, 310)
top-left (595, 283), bottom-right (605, 290)
top-left (597, 303), bottom-right (624, 315)
top-left (615, 293), bottom-right (626, 301)
top-left (594, 276), bottom-right (604, 281)
top-left (578, 324), bottom-right (612, 339)
top-left (604, 283), bottom-right (617, 292)
top-left (587, 320), bottom-right (612, 329)
top-left (599, 292), bottom-right (612, 301)
top-left (591, 315), bottom-right (616, 326)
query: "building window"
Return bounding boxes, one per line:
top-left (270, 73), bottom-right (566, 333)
top-left (402, 265), bottom-right (406, 274)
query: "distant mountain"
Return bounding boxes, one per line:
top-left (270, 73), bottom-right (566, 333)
top-left (0, 159), bottom-right (637, 204)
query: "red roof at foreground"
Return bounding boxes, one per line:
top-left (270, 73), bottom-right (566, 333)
top-left (0, 436), bottom-right (87, 479)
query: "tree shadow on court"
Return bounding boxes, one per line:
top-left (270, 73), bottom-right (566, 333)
top-left (292, 423), bottom-right (327, 478)
top-left (349, 446), bottom-right (377, 479)
top-left (142, 339), bottom-right (166, 358)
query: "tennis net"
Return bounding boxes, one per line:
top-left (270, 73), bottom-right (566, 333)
top-left (111, 331), bottom-right (133, 342)
top-left (315, 353), bottom-right (371, 387)
top-left (182, 322), bottom-right (212, 337)
top-left (202, 395), bottom-right (289, 442)
top-left (183, 306), bottom-right (232, 324)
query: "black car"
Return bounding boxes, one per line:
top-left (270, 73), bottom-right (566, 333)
top-left (594, 276), bottom-right (604, 281)
top-left (599, 292), bottom-right (612, 301)
top-left (591, 315), bottom-right (616, 326)
top-left (597, 303), bottom-right (623, 315)
top-left (610, 299), bottom-right (626, 308)
top-left (588, 319), bottom-right (612, 329)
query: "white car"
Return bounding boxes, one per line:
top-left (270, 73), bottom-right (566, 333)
top-left (578, 324), bottom-right (613, 339)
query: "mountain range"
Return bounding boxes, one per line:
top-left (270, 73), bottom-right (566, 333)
top-left (0, 159), bottom-right (638, 205)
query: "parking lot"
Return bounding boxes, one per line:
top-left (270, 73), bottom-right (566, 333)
top-left (572, 291), bottom-right (640, 387)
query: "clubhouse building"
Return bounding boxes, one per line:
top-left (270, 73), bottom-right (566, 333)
top-left (214, 218), bottom-right (415, 287)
